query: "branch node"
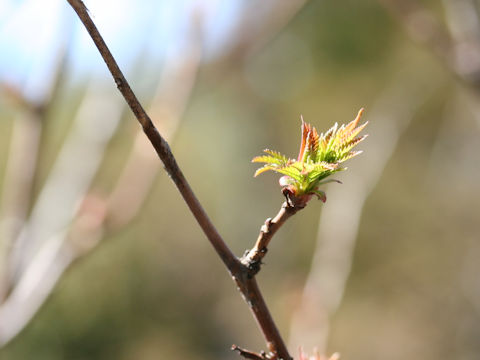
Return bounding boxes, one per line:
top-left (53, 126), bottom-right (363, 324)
top-left (114, 77), bottom-right (123, 89)
top-left (240, 249), bottom-right (265, 277)
top-left (261, 218), bottom-right (273, 233)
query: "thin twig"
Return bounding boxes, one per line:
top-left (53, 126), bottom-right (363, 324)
top-left (66, 1), bottom-right (294, 359)
top-left (66, 0), bottom-right (238, 273)
top-left (241, 202), bottom-right (300, 275)
top-left (231, 344), bottom-right (269, 360)
top-left (0, 16), bottom-right (204, 343)
top-left (106, 12), bottom-right (203, 229)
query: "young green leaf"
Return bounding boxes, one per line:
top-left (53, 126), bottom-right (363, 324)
top-left (252, 108), bottom-right (367, 206)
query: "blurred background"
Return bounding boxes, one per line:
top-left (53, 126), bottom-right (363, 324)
top-left (1, 0), bottom-right (480, 359)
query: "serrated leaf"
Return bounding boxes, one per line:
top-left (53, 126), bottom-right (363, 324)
top-left (344, 108), bottom-right (364, 133)
top-left (338, 150), bottom-right (363, 163)
top-left (276, 166), bottom-right (303, 182)
top-left (297, 118), bottom-right (311, 162)
top-left (252, 108), bottom-right (367, 202)
top-left (346, 121), bottom-right (368, 142)
top-left (252, 149), bottom-right (290, 167)
top-left (252, 155), bottom-right (278, 164)
top-left (254, 165), bottom-right (276, 177)
top-left (263, 149), bottom-right (289, 162)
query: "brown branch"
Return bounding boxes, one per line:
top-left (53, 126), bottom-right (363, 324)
top-left (106, 14), bottom-right (203, 229)
top-left (235, 276), bottom-right (292, 359)
top-left (0, 18), bottom-right (204, 344)
top-left (66, 1), bottom-right (294, 359)
top-left (241, 202), bottom-right (300, 275)
top-left (66, 0), bottom-right (238, 273)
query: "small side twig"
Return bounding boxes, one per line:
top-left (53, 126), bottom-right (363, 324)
top-left (241, 201), bottom-right (300, 275)
top-left (232, 344), bottom-right (269, 360)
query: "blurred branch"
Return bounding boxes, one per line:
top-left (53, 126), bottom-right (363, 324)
top-left (0, 108), bottom-right (43, 299)
top-left (0, 27), bottom-right (204, 341)
top-left (288, 73), bottom-right (438, 352)
top-left (286, 1), bottom-right (480, 350)
top-left (378, 0), bottom-right (480, 90)
top-left (227, 0), bottom-right (309, 62)
top-left (0, 191), bottom-right (106, 346)
top-left (66, 1), bottom-right (295, 358)
top-left (442, 0), bottom-right (480, 40)
top-left (0, 1), bottom-right (310, 355)
top-left (0, 44), bottom-right (68, 300)
top-left (206, 0), bottom-right (310, 83)
top-left (0, 231), bottom-right (76, 345)
top-left (66, 0), bottom-right (238, 271)
top-left (0, 84), bottom-right (124, 346)
top-left (441, 0), bottom-right (480, 79)
top-left (7, 84), bottom-right (124, 281)
top-left (379, 0), bottom-right (453, 62)
top-left (106, 15), bottom-right (203, 229)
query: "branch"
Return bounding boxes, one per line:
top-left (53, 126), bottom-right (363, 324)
top-left (66, 1), bottom-right (293, 359)
top-left (224, 0), bottom-right (309, 64)
top-left (0, 235), bottom-right (77, 346)
top-left (378, 0), bottom-right (480, 90)
top-left (6, 83), bottom-right (124, 285)
top-left (235, 276), bottom-right (292, 359)
top-left (0, 43), bottom-right (68, 299)
top-left (241, 202), bottom-right (300, 275)
top-left (105, 13), bottom-right (203, 229)
top-left (231, 344), bottom-right (269, 360)
top-left (378, 0), bottom-right (455, 67)
top-left (66, 0), bottom-right (238, 273)
top-left (0, 30), bottom-right (201, 343)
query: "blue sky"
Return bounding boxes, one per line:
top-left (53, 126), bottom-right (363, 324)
top-left (0, 0), bottom-right (244, 102)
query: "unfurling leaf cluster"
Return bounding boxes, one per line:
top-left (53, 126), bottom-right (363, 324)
top-left (253, 108), bottom-right (367, 205)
